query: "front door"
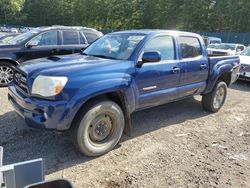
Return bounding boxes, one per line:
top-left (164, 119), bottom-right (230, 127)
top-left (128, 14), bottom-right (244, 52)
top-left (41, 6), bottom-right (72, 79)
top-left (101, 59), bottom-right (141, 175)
top-left (21, 30), bottom-right (60, 62)
top-left (135, 35), bottom-right (181, 109)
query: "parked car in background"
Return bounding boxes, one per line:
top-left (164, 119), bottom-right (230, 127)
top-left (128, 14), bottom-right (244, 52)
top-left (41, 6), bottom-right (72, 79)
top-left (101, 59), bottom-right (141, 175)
top-left (0, 33), bottom-right (19, 44)
top-left (8, 30), bottom-right (240, 156)
top-left (10, 28), bottom-right (19, 33)
top-left (0, 26), bottom-right (103, 87)
top-left (207, 43), bottom-right (245, 56)
top-left (203, 36), bottom-right (222, 47)
top-left (239, 47), bottom-right (250, 81)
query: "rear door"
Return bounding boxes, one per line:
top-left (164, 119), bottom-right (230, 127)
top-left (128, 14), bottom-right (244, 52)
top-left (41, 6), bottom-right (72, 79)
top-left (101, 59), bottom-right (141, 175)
top-left (135, 35), bottom-right (181, 109)
top-left (57, 30), bottom-right (88, 55)
top-left (178, 36), bottom-right (209, 98)
top-left (22, 30), bottom-right (60, 61)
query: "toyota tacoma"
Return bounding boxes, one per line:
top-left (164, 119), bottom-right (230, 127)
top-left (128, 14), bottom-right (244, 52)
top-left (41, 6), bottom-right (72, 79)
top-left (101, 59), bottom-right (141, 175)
top-left (8, 30), bottom-right (240, 156)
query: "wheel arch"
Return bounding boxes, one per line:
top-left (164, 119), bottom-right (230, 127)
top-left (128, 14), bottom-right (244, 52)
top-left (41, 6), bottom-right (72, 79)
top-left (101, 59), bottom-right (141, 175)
top-left (0, 58), bottom-right (19, 67)
top-left (71, 90), bottom-right (133, 136)
top-left (203, 64), bottom-right (232, 94)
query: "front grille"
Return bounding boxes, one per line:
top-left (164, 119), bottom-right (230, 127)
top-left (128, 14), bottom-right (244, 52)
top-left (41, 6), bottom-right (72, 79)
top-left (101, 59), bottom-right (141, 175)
top-left (211, 51), bottom-right (228, 56)
top-left (14, 70), bottom-right (29, 94)
top-left (241, 64), bottom-right (250, 72)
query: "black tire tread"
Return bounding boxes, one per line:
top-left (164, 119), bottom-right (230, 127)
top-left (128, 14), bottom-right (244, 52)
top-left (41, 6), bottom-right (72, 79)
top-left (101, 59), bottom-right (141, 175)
top-left (202, 81), bottom-right (227, 113)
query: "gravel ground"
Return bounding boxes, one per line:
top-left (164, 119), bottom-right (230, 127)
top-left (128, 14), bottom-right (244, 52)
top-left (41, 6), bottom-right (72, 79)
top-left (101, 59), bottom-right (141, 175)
top-left (0, 81), bottom-right (249, 188)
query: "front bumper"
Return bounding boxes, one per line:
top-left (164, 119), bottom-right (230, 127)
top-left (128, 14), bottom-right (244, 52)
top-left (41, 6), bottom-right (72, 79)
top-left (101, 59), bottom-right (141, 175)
top-left (238, 64), bottom-right (250, 81)
top-left (8, 84), bottom-right (71, 130)
top-left (239, 73), bottom-right (250, 81)
top-left (230, 64), bottom-right (241, 84)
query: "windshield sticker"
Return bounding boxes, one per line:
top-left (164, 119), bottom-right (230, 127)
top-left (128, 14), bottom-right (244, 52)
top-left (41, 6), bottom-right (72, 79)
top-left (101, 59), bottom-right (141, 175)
top-left (128, 36), bottom-right (145, 41)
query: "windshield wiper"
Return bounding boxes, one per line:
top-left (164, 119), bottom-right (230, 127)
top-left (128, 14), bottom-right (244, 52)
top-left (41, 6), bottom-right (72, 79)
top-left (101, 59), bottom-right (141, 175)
top-left (81, 52), bottom-right (88, 55)
top-left (87, 54), bottom-right (119, 60)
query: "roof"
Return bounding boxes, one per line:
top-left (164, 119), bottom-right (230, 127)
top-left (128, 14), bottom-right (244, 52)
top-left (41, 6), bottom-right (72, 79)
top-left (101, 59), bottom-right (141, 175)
top-left (113, 29), bottom-right (201, 37)
top-left (35, 25), bottom-right (101, 33)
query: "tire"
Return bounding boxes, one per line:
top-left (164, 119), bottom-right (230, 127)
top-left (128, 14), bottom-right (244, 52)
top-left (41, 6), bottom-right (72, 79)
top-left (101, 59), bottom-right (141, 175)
top-left (71, 100), bottom-right (125, 157)
top-left (0, 62), bottom-right (15, 87)
top-left (202, 81), bottom-right (227, 113)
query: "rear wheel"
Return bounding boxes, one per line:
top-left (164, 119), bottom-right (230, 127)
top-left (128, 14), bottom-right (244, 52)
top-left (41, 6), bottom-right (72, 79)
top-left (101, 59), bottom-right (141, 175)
top-left (71, 100), bottom-right (125, 157)
top-left (0, 62), bottom-right (15, 87)
top-left (202, 81), bottom-right (227, 113)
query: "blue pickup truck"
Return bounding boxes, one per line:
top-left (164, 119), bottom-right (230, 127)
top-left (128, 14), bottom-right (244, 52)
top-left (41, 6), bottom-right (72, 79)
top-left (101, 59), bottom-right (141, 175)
top-left (8, 30), bottom-right (240, 156)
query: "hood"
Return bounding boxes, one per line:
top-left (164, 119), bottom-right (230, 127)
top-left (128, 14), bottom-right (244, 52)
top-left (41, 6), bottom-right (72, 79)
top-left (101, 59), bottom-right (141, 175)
top-left (0, 44), bottom-right (20, 52)
top-left (18, 54), bottom-right (129, 78)
top-left (239, 55), bottom-right (250, 65)
top-left (207, 48), bottom-right (236, 55)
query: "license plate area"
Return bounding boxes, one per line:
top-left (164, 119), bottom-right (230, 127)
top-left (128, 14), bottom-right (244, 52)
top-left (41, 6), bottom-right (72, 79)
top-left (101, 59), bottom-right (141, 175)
top-left (241, 72), bottom-right (250, 77)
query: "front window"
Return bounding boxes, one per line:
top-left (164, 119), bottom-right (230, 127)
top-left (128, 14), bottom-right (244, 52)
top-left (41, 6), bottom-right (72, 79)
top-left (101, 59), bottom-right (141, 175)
top-left (241, 47), bottom-right (250, 56)
top-left (83, 33), bottom-right (145, 60)
top-left (7, 30), bottom-right (39, 44)
top-left (144, 36), bottom-right (175, 61)
top-left (29, 31), bottom-right (58, 46)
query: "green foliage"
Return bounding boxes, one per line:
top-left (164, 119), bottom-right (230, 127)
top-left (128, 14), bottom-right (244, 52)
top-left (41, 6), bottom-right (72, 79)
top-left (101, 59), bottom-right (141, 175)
top-left (0, 0), bottom-right (249, 32)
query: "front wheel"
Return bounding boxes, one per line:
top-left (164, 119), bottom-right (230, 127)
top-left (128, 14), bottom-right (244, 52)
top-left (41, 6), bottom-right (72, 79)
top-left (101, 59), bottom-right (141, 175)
top-left (71, 100), bottom-right (125, 157)
top-left (0, 62), bottom-right (15, 87)
top-left (202, 81), bottom-right (227, 113)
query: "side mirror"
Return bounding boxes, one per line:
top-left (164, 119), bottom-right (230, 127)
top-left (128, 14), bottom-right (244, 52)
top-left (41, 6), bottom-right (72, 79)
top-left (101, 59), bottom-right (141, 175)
top-left (26, 40), bottom-right (39, 48)
top-left (26, 43), bottom-right (37, 48)
top-left (137, 51), bottom-right (161, 67)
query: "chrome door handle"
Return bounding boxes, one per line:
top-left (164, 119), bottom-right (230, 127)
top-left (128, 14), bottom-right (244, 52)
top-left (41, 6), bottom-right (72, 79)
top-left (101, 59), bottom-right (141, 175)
top-left (172, 67), bottom-right (181, 74)
top-left (200, 64), bottom-right (208, 70)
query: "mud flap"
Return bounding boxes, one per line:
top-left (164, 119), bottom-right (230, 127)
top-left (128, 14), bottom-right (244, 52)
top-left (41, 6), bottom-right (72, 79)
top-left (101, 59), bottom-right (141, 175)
top-left (124, 114), bottom-right (132, 137)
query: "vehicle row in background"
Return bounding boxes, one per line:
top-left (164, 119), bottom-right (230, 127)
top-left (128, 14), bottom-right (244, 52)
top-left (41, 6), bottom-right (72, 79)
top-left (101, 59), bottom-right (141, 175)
top-left (207, 43), bottom-right (245, 56)
top-left (203, 36), bottom-right (222, 46)
top-left (239, 47), bottom-right (250, 81)
top-left (0, 26), bottom-right (33, 33)
top-left (0, 33), bottom-right (19, 44)
top-left (0, 26), bottom-right (103, 87)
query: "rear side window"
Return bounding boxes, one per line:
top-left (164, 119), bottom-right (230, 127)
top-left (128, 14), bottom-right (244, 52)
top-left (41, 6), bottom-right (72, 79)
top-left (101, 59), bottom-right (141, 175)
top-left (62, 31), bottom-right (79, 45)
top-left (83, 32), bottom-right (99, 43)
top-left (144, 36), bottom-right (175, 61)
top-left (179, 36), bottom-right (202, 58)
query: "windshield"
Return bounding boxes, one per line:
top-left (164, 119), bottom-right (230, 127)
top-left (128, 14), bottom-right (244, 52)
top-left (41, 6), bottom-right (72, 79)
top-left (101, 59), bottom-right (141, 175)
top-left (7, 30), bottom-right (39, 44)
top-left (0, 36), bottom-right (16, 43)
top-left (208, 43), bottom-right (236, 50)
top-left (241, 47), bottom-right (250, 56)
top-left (207, 44), bottom-right (218, 48)
top-left (83, 33), bottom-right (145, 60)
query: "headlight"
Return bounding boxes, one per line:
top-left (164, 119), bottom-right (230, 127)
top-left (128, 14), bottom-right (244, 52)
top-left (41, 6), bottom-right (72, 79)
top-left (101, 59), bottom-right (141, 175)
top-left (32, 75), bottom-right (68, 97)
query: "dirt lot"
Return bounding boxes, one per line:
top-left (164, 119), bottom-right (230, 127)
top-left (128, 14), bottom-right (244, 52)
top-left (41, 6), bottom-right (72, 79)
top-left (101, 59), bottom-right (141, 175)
top-left (0, 81), bottom-right (249, 188)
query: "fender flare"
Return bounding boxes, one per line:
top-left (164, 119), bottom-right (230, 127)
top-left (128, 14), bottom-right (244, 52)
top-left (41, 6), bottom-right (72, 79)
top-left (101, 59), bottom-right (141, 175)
top-left (204, 63), bottom-right (233, 94)
top-left (0, 58), bottom-right (19, 66)
top-left (62, 78), bottom-right (138, 135)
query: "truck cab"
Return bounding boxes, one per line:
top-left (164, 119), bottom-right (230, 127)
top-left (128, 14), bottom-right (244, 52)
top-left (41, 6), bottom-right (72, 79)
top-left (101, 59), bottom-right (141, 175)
top-left (8, 30), bottom-right (240, 156)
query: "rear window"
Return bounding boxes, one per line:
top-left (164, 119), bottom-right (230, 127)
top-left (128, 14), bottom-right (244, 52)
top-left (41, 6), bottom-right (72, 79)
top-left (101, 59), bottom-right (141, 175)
top-left (83, 32), bottom-right (99, 43)
top-left (179, 36), bottom-right (202, 58)
top-left (62, 31), bottom-right (79, 45)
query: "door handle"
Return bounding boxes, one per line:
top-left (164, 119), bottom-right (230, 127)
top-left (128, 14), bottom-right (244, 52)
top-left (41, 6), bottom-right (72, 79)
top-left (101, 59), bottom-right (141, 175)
top-left (51, 49), bottom-right (59, 55)
top-left (172, 67), bottom-right (181, 74)
top-left (200, 64), bottom-right (208, 70)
